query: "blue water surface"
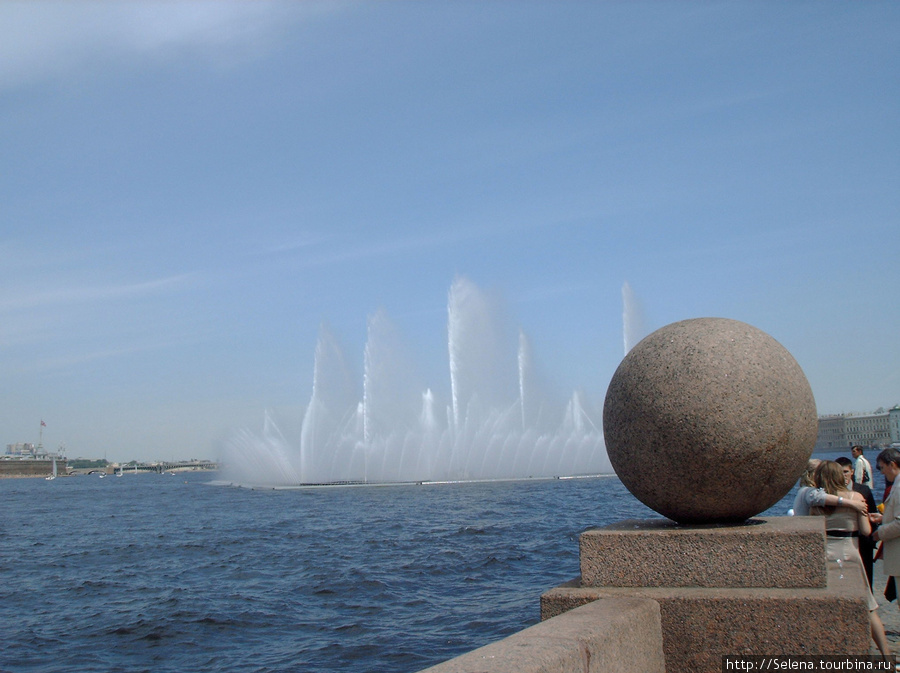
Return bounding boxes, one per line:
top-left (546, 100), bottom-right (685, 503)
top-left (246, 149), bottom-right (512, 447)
top-left (0, 450), bottom-right (874, 673)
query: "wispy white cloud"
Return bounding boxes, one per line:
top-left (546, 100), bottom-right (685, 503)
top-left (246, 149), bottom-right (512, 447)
top-left (295, 236), bottom-right (444, 269)
top-left (0, 1), bottom-right (341, 90)
top-left (4, 336), bottom-right (203, 377)
top-left (0, 273), bottom-right (197, 313)
top-left (259, 234), bottom-right (330, 256)
top-left (274, 215), bottom-right (576, 271)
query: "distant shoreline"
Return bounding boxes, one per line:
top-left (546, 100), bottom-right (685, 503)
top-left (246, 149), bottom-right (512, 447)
top-left (0, 465), bottom-right (218, 479)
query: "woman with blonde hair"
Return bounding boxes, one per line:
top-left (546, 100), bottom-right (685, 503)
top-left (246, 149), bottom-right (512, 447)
top-left (812, 460), bottom-right (890, 656)
top-left (792, 458), bottom-right (868, 517)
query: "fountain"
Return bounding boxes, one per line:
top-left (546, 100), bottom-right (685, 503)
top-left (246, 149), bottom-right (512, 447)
top-left (220, 277), bottom-right (612, 486)
top-left (621, 281), bottom-right (645, 355)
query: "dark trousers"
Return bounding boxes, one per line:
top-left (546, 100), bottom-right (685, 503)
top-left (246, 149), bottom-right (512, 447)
top-left (860, 535), bottom-right (875, 591)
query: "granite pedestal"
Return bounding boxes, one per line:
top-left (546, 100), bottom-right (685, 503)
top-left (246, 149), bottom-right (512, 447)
top-left (541, 516), bottom-right (871, 673)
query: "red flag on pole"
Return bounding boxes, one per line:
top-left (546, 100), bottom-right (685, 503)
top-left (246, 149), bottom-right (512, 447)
top-left (41, 420), bottom-right (46, 427)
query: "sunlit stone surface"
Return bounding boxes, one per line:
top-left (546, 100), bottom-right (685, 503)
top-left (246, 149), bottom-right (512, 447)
top-left (602, 317), bottom-right (817, 524)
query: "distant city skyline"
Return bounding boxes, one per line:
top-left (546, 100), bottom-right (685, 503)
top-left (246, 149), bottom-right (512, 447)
top-left (1, 3), bottom-right (897, 462)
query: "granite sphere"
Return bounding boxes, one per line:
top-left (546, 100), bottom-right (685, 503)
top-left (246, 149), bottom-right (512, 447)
top-left (603, 317), bottom-right (817, 524)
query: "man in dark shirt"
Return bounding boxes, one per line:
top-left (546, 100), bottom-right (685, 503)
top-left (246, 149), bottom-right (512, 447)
top-left (836, 456), bottom-right (877, 589)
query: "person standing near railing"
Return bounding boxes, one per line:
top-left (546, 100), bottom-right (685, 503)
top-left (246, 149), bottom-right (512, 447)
top-left (853, 445), bottom-right (875, 491)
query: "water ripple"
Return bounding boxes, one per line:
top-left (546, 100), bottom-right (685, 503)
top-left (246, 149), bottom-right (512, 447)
top-left (0, 470), bottom-right (807, 673)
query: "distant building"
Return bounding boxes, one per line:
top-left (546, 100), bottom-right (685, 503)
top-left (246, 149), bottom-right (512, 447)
top-left (844, 410), bottom-right (891, 447)
top-left (890, 406), bottom-right (900, 445)
top-left (815, 407), bottom-right (898, 451)
top-left (815, 416), bottom-right (846, 451)
top-left (4, 443), bottom-right (63, 460)
top-left (5, 443), bottom-right (39, 458)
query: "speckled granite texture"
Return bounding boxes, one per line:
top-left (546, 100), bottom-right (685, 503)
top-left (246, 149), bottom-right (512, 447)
top-left (420, 597), bottom-right (665, 673)
top-left (543, 516), bottom-right (872, 673)
top-left (603, 317), bottom-right (818, 524)
top-left (580, 517), bottom-right (826, 588)
top-left (542, 566), bottom-right (869, 673)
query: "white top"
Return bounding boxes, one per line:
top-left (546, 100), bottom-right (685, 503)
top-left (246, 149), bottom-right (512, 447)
top-left (791, 486), bottom-right (828, 516)
top-left (854, 455), bottom-right (874, 490)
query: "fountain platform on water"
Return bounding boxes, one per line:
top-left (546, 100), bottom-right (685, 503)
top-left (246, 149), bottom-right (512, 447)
top-left (220, 277), bottom-right (612, 487)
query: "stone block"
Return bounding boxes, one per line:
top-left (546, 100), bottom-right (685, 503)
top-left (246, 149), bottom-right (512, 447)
top-left (580, 516), bottom-right (826, 588)
top-left (420, 597), bottom-right (665, 673)
top-left (542, 562), bottom-right (870, 673)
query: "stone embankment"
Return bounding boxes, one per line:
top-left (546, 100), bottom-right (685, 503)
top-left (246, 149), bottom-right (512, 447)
top-left (0, 459), bottom-right (66, 478)
top-left (419, 519), bottom-right (879, 673)
top-left (420, 597), bottom-right (665, 673)
top-left (872, 561), bottom-right (900, 654)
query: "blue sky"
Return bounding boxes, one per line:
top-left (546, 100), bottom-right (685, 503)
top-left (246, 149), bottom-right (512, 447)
top-left (1, 2), bottom-right (898, 462)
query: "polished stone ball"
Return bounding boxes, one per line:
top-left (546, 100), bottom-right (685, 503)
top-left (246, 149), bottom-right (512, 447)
top-left (603, 318), bottom-right (817, 524)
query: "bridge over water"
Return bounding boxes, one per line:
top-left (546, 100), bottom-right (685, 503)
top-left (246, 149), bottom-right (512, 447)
top-left (121, 460), bottom-right (218, 474)
top-left (155, 460), bottom-right (218, 473)
top-left (72, 460), bottom-right (218, 476)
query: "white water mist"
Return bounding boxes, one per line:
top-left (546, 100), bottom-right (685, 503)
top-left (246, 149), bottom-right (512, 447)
top-left (221, 276), bottom-right (612, 486)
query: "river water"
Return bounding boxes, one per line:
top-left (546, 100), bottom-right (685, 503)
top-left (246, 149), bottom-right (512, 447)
top-left (0, 451), bottom-right (871, 673)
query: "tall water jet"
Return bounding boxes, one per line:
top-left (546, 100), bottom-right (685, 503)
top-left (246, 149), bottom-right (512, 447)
top-left (220, 276), bottom-right (612, 486)
top-left (223, 411), bottom-right (301, 485)
top-left (299, 324), bottom-right (358, 483)
top-left (363, 309), bottom-right (419, 446)
top-left (518, 330), bottom-right (529, 432)
top-left (447, 277), bottom-right (516, 433)
top-left (622, 281), bottom-right (646, 355)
